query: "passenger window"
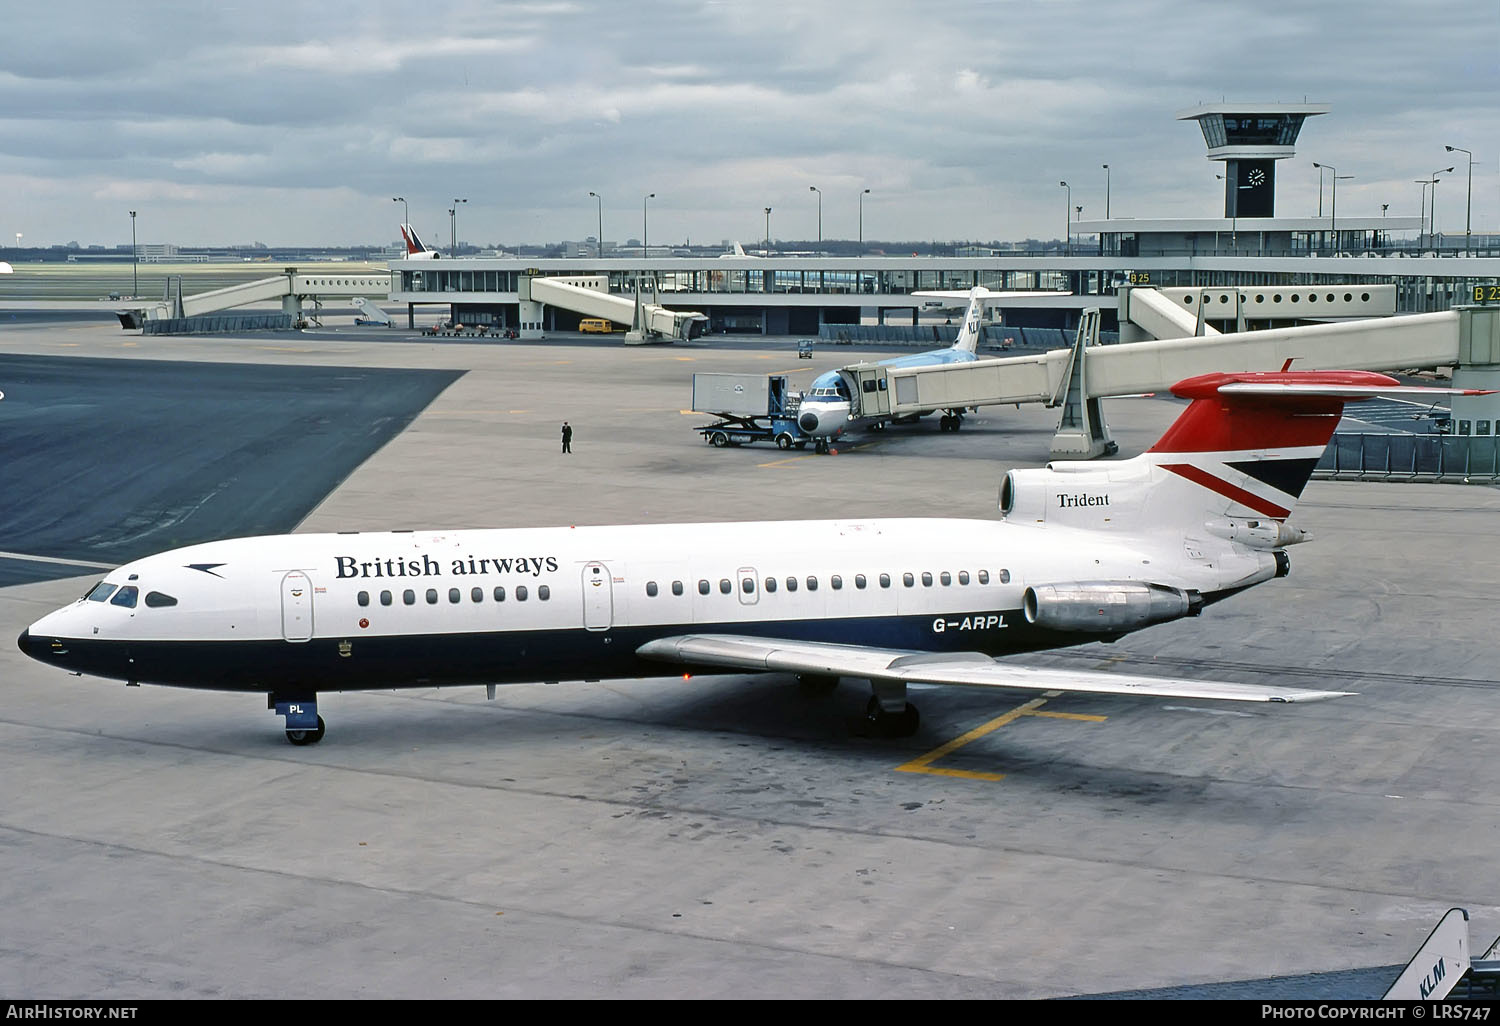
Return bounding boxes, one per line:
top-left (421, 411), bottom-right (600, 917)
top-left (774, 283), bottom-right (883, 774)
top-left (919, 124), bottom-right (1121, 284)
top-left (699, 580), bottom-right (710, 595)
top-left (86, 582), bottom-right (117, 603)
top-left (404, 590), bottom-right (416, 605)
top-left (646, 581), bottom-right (659, 597)
top-left (471, 587), bottom-right (483, 603)
top-left (855, 574), bottom-right (866, 589)
top-left (144, 591), bottom-right (178, 608)
top-left (449, 588), bottom-right (461, 603)
top-left (516, 586), bottom-right (528, 601)
top-left (357, 591), bottom-right (370, 606)
top-left (764, 577), bottom-right (777, 593)
top-left (672, 581), bottom-right (683, 596)
top-left (806, 576), bottom-right (818, 591)
top-left (978, 570), bottom-right (990, 585)
top-left (426, 589), bottom-right (439, 604)
top-left (903, 573), bottom-right (914, 587)
top-left (999, 569), bottom-right (1011, 584)
top-left (939, 572), bottom-right (951, 586)
top-left (921, 572), bottom-right (933, 587)
top-left (879, 573), bottom-right (891, 588)
top-left (380, 590), bottom-right (393, 606)
top-left (110, 586), bottom-right (139, 608)
top-left (786, 577), bottom-right (798, 592)
top-left (958, 571), bottom-right (970, 585)
top-left (539, 585), bottom-right (550, 600)
top-left (493, 586), bottom-right (506, 602)
top-left (831, 575), bottom-right (842, 590)
top-left (742, 578), bottom-right (755, 593)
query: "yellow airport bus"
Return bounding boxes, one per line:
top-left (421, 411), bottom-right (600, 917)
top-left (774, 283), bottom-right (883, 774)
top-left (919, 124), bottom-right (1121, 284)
top-left (579, 318), bottom-right (614, 333)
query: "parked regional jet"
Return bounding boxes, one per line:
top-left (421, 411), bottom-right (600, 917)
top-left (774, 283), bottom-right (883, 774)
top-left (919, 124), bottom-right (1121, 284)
top-left (400, 223), bottom-right (441, 260)
top-left (795, 286), bottom-right (1059, 452)
top-left (18, 370), bottom-right (1483, 746)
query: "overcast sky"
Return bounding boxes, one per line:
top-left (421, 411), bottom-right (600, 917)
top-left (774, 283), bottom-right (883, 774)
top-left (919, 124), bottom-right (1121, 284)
top-left (3, 0), bottom-right (1496, 249)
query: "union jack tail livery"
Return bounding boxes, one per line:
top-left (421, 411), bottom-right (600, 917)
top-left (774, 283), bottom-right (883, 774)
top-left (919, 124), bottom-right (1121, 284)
top-left (1002, 370), bottom-right (1488, 536)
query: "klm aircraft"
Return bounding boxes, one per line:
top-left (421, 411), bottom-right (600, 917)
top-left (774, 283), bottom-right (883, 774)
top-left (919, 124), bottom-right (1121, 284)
top-left (796, 286), bottom-right (1055, 452)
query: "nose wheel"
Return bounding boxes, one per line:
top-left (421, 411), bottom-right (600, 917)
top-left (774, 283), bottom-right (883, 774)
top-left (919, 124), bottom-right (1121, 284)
top-left (273, 695), bottom-right (325, 745)
top-left (286, 716), bottom-right (326, 746)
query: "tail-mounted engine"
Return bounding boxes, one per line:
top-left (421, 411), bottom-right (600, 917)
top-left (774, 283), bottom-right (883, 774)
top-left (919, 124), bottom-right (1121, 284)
top-left (1023, 581), bottom-right (1203, 633)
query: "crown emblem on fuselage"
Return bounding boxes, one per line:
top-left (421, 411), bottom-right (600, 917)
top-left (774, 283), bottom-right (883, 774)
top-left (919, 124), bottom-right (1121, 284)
top-left (338, 640), bottom-right (352, 658)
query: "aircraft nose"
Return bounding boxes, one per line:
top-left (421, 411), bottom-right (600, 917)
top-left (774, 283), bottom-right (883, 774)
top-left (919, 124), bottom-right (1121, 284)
top-left (799, 411), bottom-right (820, 433)
top-left (17, 629), bottom-right (32, 658)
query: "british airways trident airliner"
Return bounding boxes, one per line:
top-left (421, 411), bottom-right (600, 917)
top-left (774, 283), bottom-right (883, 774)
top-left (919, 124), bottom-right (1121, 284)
top-left (19, 370), bottom-right (1479, 745)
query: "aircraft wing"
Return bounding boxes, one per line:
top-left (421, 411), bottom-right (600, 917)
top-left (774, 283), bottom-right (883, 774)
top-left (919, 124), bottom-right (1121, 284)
top-left (637, 634), bottom-right (1353, 703)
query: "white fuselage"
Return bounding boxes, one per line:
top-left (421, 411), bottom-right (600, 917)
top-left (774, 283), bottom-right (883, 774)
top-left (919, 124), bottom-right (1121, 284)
top-left (19, 515), bottom-right (1276, 693)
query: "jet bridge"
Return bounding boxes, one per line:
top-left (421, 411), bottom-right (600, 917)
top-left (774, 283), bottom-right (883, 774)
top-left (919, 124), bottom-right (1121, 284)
top-left (835, 292), bottom-right (1496, 459)
top-left (122, 268), bottom-right (395, 326)
top-left (524, 274), bottom-right (708, 344)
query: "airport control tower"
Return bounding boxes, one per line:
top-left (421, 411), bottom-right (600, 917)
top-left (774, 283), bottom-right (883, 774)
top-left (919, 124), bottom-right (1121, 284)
top-left (1177, 103), bottom-right (1329, 218)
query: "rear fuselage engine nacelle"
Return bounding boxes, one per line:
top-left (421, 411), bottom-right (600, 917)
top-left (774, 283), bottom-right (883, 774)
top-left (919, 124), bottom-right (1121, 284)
top-left (1023, 582), bottom-right (1204, 633)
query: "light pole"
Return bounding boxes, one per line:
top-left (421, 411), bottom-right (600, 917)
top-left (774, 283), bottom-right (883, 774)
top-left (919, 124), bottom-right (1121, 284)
top-left (128, 212), bottom-right (137, 297)
top-left (1431, 167), bottom-right (1454, 247)
top-left (449, 198), bottom-right (466, 254)
top-left (858, 188), bottom-right (870, 249)
top-left (1445, 145), bottom-right (1474, 253)
top-left (1102, 164), bottom-right (1110, 219)
top-left (809, 186), bottom-right (821, 244)
top-left (1312, 163), bottom-right (1351, 252)
top-left (1415, 179), bottom-right (1434, 248)
top-left (1217, 174), bottom-right (1253, 251)
top-left (588, 191), bottom-right (603, 258)
top-left (392, 196), bottom-right (407, 227)
top-left (1059, 181), bottom-right (1070, 254)
top-left (642, 193), bottom-right (654, 258)
top-left (763, 206), bottom-right (771, 251)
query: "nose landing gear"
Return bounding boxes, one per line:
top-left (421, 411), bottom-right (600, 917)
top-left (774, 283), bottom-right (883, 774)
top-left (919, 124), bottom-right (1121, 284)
top-left (272, 694), bottom-right (326, 745)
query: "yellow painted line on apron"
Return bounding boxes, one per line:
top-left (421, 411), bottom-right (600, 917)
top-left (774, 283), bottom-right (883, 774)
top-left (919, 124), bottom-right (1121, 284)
top-left (896, 696), bottom-right (1107, 780)
top-left (756, 455), bottom-right (815, 468)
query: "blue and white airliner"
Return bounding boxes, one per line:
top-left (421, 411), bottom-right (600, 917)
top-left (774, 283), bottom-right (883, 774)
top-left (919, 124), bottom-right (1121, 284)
top-left (19, 371), bottom-right (1483, 745)
top-left (795, 286), bottom-right (1059, 451)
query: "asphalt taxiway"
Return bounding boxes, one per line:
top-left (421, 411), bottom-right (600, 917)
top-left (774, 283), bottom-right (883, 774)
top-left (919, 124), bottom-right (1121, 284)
top-left (0, 318), bottom-right (1496, 999)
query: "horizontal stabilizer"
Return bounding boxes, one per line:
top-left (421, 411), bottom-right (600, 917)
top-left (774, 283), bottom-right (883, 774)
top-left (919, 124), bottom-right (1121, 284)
top-left (638, 634), bottom-right (1354, 703)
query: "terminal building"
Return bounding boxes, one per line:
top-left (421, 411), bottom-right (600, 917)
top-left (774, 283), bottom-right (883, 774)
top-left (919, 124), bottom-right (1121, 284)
top-left (389, 103), bottom-right (1491, 340)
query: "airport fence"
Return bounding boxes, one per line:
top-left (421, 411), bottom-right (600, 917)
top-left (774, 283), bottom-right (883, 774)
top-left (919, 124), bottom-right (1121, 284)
top-left (1314, 433), bottom-right (1500, 482)
top-left (142, 313), bottom-right (297, 335)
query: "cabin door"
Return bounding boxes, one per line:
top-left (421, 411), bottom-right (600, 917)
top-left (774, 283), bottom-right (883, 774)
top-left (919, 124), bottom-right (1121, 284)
top-left (582, 561), bottom-right (613, 631)
top-left (281, 571), bottom-right (314, 642)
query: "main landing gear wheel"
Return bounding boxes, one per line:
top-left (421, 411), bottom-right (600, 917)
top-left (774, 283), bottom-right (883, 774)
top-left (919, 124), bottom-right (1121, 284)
top-left (865, 696), bottom-right (920, 738)
top-left (286, 716), bottom-right (326, 746)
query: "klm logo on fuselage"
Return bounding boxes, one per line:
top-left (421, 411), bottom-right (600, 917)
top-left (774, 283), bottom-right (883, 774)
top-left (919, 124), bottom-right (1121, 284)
top-left (1056, 493), bottom-right (1109, 508)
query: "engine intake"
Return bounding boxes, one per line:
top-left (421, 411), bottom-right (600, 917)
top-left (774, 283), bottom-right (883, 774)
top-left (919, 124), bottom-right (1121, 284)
top-left (1023, 582), bottom-right (1203, 633)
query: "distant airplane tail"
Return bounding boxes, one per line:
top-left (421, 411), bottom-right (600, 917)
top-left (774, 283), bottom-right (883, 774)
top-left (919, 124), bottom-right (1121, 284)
top-left (951, 287), bottom-right (988, 354)
top-left (1002, 370), bottom-right (1491, 538)
top-left (400, 224), bottom-right (439, 260)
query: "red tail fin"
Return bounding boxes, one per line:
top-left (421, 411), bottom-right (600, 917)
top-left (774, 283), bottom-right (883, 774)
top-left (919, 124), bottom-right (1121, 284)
top-left (1148, 370), bottom-right (1400, 455)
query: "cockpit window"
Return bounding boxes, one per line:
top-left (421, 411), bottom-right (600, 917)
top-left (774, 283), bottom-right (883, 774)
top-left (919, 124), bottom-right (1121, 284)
top-left (109, 585), bottom-right (139, 609)
top-left (85, 582), bottom-right (118, 603)
top-left (144, 591), bottom-right (178, 608)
